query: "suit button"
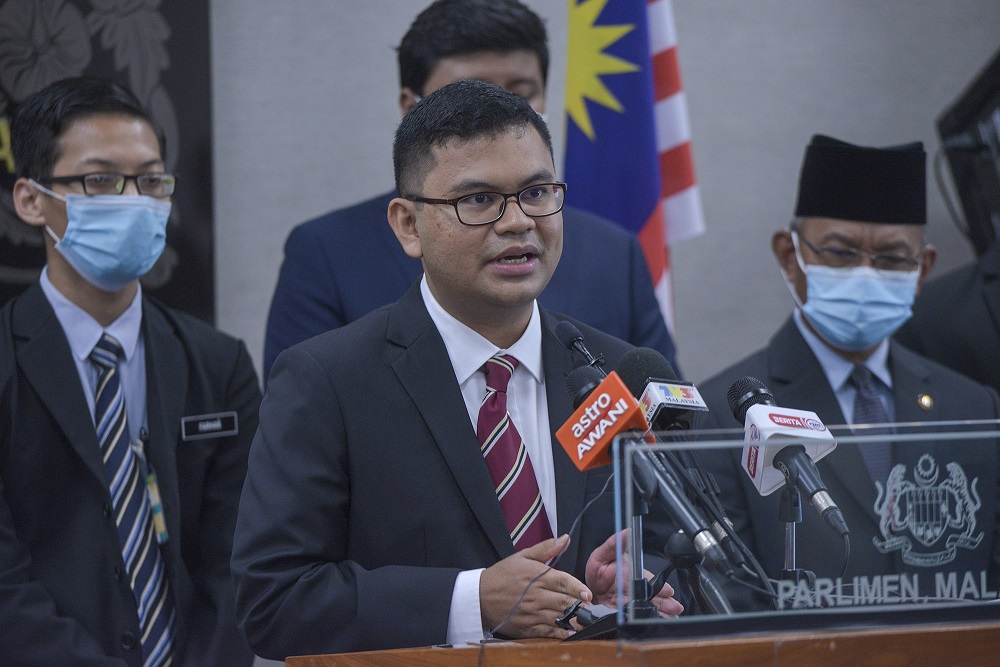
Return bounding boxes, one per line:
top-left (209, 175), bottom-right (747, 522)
top-left (120, 632), bottom-right (137, 651)
top-left (103, 502), bottom-right (112, 518)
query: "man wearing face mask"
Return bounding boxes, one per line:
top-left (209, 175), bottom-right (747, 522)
top-left (262, 0), bottom-right (679, 383)
top-left (696, 134), bottom-right (1000, 609)
top-left (0, 77), bottom-right (260, 665)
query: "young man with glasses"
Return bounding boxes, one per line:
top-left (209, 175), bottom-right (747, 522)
top-left (262, 0), bottom-right (679, 382)
top-left (232, 81), bottom-right (683, 659)
top-left (695, 134), bottom-right (1000, 610)
top-left (1, 77), bottom-right (259, 665)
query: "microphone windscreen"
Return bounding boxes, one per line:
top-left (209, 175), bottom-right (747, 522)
top-left (617, 347), bottom-right (678, 399)
top-left (726, 376), bottom-right (775, 425)
top-left (555, 321), bottom-right (584, 352)
top-left (565, 365), bottom-right (605, 409)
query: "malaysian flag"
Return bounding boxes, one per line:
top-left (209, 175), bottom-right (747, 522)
top-left (563, 0), bottom-right (704, 334)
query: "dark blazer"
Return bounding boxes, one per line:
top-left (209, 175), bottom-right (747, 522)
top-left (896, 241), bottom-right (1000, 396)
top-left (0, 283), bottom-right (260, 666)
top-left (262, 191), bottom-right (678, 381)
top-left (233, 283), bottom-right (637, 658)
top-left (697, 317), bottom-right (1000, 610)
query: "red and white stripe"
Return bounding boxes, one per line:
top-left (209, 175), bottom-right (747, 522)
top-left (641, 0), bottom-right (705, 334)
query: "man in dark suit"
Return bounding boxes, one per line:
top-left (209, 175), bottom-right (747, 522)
top-left (233, 80), bottom-right (683, 659)
top-left (1, 78), bottom-right (260, 665)
top-left (697, 135), bottom-right (1000, 610)
top-left (895, 239), bottom-right (1000, 396)
top-left (262, 0), bottom-right (678, 382)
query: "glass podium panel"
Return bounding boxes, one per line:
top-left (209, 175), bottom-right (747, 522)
top-left (604, 420), bottom-right (1000, 640)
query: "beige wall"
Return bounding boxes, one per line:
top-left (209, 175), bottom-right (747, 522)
top-left (210, 0), bottom-right (1000, 386)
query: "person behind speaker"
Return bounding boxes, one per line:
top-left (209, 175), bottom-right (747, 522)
top-left (1, 77), bottom-right (259, 665)
top-left (232, 80), bottom-right (682, 659)
top-left (696, 134), bottom-right (1000, 609)
top-left (262, 0), bottom-right (679, 382)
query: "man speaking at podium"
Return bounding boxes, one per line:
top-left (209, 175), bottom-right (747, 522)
top-left (232, 81), bottom-right (682, 659)
top-left (698, 134), bottom-right (1000, 610)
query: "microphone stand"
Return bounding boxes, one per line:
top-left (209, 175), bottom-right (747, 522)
top-left (627, 453), bottom-right (663, 620)
top-left (777, 465), bottom-right (816, 588)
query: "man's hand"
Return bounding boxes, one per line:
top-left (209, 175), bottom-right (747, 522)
top-left (480, 535), bottom-right (592, 639)
top-left (585, 532), bottom-right (684, 617)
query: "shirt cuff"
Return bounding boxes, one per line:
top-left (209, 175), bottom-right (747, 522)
top-left (446, 568), bottom-right (486, 645)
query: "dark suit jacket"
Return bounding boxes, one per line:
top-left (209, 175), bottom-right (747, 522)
top-left (697, 317), bottom-right (1000, 610)
top-left (262, 191), bottom-right (678, 381)
top-left (896, 241), bottom-right (1000, 396)
top-left (0, 283), bottom-right (260, 666)
top-left (233, 283), bottom-right (638, 658)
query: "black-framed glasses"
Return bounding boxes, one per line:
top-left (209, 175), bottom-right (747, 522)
top-left (407, 182), bottom-right (566, 226)
top-left (41, 172), bottom-right (176, 198)
top-left (796, 232), bottom-right (921, 272)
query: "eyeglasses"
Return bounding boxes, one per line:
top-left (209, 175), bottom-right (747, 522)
top-left (407, 182), bottom-right (566, 226)
top-left (796, 233), bottom-right (922, 272)
top-left (41, 172), bottom-right (176, 198)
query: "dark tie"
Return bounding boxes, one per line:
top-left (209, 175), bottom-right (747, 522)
top-left (477, 355), bottom-right (554, 550)
top-left (91, 334), bottom-right (175, 666)
top-left (849, 364), bottom-right (894, 484)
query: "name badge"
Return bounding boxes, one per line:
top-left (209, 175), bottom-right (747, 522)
top-left (181, 411), bottom-right (238, 441)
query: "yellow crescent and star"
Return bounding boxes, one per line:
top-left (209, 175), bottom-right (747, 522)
top-left (565, 0), bottom-right (640, 141)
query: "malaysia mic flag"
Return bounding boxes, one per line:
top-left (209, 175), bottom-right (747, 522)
top-left (563, 0), bottom-right (705, 335)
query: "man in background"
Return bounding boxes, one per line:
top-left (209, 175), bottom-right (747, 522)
top-left (263, 0), bottom-right (678, 381)
top-left (697, 134), bottom-right (1000, 609)
top-left (1, 77), bottom-right (259, 665)
top-left (895, 238), bottom-right (1000, 396)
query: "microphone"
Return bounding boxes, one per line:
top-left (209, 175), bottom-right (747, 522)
top-left (555, 321), bottom-right (604, 371)
top-left (727, 377), bottom-right (849, 538)
top-left (617, 348), bottom-right (745, 571)
top-left (554, 336), bottom-right (733, 577)
top-left (617, 347), bottom-right (709, 430)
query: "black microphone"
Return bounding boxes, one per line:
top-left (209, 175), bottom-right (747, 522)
top-left (727, 377), bottom-right (849, 539)
top-left (555, 321), bottom-right (604, 371)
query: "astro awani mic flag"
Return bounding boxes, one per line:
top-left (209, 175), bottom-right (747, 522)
top-left (564, 0), bottom-right (705, 334)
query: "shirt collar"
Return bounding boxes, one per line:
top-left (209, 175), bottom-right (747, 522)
top-left (793, 308), bottom-right (891, 392)
top-left (40, 266), bottom-right (144, 363)
top-left (420, 276), bottom-right (543, 385)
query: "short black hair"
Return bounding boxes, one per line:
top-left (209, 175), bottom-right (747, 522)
top-left (398, 0), bottom-right (548, 96)
top-left (11, 76), bottom-right (161, 180)
top-left (393, 79), bottom-right (552, 196)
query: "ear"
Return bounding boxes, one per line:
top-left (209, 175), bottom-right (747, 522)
top-left (772, 229), bottom-right (799, 281)
top-left (387, 197), bottom-right (423, 259)
top-left (12, 178), bottom-right (48, 228)
top-left (915, 243), bottom-right (938, 294)
top-left (399, 87), bottom-right (420, 116)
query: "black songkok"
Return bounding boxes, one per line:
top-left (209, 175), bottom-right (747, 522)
top-left (794, 134), bottom-right (926, 225)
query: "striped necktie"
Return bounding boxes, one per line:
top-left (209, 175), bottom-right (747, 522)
top-left (849, 364), bottom-right (895, 484)
top-left (91, 334), bottom-right (175, 666)
top-left (477, 354), bottom-right (553, 550)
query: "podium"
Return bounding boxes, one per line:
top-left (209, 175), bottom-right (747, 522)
top-left (286, 621), bottom-right (1000, 666)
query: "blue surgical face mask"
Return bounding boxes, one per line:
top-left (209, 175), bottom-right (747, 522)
top-left (787, 232), bottom-right (919, 351)
top-left (31, 180), bottom-right (170, 292)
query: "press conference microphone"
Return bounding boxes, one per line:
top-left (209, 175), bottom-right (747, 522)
top-left (727, 377), bottom-right (849, 538)
top-left (555, 321), bottom-right (604, 371)
top-left (554, 338), bottom-right (733, 577)
top-left (617, 348), bottom-right (745, 569)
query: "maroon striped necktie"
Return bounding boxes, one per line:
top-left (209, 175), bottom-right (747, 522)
top-left (477, 354), bottom-right (553, 550)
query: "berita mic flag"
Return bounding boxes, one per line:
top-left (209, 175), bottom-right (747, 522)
top-left (564, 0), bottom-right (705, 335)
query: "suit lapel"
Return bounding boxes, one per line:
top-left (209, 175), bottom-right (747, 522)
top-left (12, 284), bottom-right (106, 485)
top-left (141, 301), bottom-right (187, 560)
top-left (767, 317), bottom-right (880, 527)
top-left (541, 313), bottom-right (584, 569)
top-left (387, 285), bottom-right (513, 560)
